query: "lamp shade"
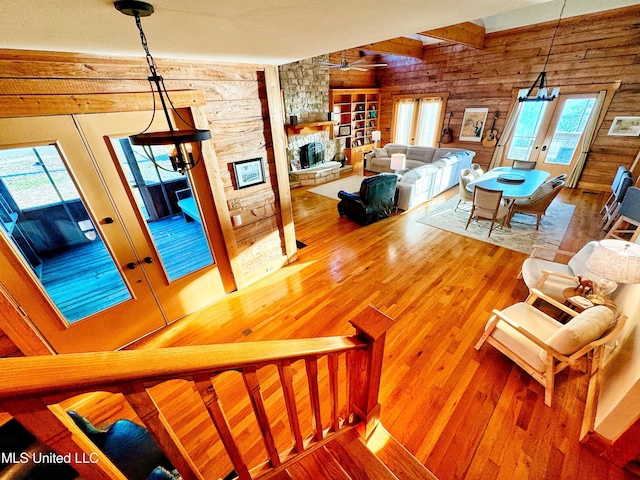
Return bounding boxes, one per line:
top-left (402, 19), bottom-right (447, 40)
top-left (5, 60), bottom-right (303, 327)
top-left (390, 153), bottom-right (406, 171)
top-left (371, 131), bottom-right (381, 142)
top-left (586, 239), bottom-right (640, 284)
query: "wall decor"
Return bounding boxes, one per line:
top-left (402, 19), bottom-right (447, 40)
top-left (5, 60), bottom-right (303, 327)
top-left (608, 116), bottom-right (640, 136)
top-left (233, 158), bottom-right (266, 189)
top-left (338, 125), bottom-right (351, 137)
top-left (459, 107), bottom-right (489, 142)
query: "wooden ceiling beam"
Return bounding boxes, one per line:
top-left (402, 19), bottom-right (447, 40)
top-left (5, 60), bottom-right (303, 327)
top-left (358, 37), bottom-right (424, 59)
top-left (419, 22), bottom-right (485, 49)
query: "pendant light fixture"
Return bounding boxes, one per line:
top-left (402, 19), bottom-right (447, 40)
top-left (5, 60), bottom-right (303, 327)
top-left (518, 0), bottom-right (567, 102)
top-left (114, 0), bottom-right (211, 174)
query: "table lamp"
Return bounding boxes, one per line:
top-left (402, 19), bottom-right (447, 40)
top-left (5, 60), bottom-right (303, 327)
top-left (585, 239), bottom-right (640, 304)
top-left (371, 130), bottom-right (381, 149)
top-left (390, 153), bottom-right (406, 175)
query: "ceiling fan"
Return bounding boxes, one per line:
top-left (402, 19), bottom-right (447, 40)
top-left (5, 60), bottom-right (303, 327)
top-left (319, 55), bottom-right (387, 72)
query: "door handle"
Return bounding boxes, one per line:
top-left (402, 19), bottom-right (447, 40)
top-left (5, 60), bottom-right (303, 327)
top-left (103, 217), bottom-right (115, 224)
top-left (126, 262), bottom-right (137, 270)
top-left (143, 257), bottom-right (153, 264)
top-left (542, 145), bottom-right (547, 151)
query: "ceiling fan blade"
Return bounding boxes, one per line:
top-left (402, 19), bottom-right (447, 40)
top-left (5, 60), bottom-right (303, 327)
top-left (367, 63), bottom-right (388, 67)
top-left (350, 67), bottom-right (368, 72)
top-left (318, 62), bottom-right (340, 67)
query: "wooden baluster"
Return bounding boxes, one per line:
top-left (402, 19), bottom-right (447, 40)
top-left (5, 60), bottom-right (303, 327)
top-left (0, 399), bottom-right (125, 479)
top-left (192, 374), bottom-right (252, 480)
top-left (121, 382), bottom-right (202, 480)
top-left (242, 367), bottom-right (281, 467)
top-left (277, 360), bottom-right (304, 453)
top-left (305, 357), bottom-right (323, 442)
top-left (348, 305), bottom-right (395, 440)
top-left (327, 353), bottom-right (340, 432)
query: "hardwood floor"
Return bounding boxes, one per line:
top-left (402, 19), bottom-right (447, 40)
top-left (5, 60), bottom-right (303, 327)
top-left (75, 178), bottom-right (635, 479)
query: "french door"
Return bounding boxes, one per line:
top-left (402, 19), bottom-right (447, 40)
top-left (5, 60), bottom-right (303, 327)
top-left (392, 96), bottom-right (444, 146)
top-left (0, 114), bottom-right (228, 353)
top-left (501, 94), bottom-right (597, 177)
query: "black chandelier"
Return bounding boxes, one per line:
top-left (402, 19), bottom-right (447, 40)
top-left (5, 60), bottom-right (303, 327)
top-left (518, 0), bottom-right (567, 102)
top-left (115, 0), bottom-right (211, 174)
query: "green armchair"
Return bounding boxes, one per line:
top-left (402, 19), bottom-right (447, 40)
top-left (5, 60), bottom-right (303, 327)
top-left (337, 173), bottom-right (398, 225)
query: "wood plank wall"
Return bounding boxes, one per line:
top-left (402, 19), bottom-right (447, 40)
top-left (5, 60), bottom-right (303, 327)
top-left (0, 49), bottom-right (287, 284)
top-left (356, 5), bottom-right (640, 191)
top-left (328, 50), bottom-right (379, 88)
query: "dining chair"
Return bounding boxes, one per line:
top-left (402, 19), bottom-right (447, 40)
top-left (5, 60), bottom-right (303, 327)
top-left (455, 168), bottom-right (475, 211)
top-left (512, 159), bottom-right (537, 170)
top-left (470, 163), bottom-right (484, 179)
top-left (510, 179), bottom-right (564, 229)
top-left (465, 186), bottom-right (510, 237)
top-left (475, 288), bottom-right (626, 407)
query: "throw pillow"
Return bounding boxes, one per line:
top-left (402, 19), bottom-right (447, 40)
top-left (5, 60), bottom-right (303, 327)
top-left (374, 147), bottom-right (389, 158)
top-left (538, 306), bottom-right (614, 363)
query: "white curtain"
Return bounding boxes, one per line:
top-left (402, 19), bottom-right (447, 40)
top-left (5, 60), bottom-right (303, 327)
top-left (566, 90), bottom-right (607, 188)
top-left (488, 102), bottom-right (522, 170)
top-left (416, 98), bottom-right (443, 146)
top-left (394, 99), bottom-right (416, 144)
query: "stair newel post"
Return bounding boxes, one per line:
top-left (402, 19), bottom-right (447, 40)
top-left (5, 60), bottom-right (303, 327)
top-left (0, 399), bottom-right (126, 479)
top-left (348, 306), bottom-right (395, 440)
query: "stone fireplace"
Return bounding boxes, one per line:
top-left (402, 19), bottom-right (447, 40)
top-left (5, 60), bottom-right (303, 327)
top-left (279, 55), bottom-right (343, 175)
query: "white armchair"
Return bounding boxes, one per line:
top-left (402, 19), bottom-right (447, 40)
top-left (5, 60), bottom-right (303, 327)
top-left (519, 242), bottom-right (597, 301)
top-left (475, 289), bottom-right (625, 407)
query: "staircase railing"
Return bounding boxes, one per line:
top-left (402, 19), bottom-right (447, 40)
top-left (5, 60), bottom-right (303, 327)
top-left (0, 305), bottom-right (394, 480)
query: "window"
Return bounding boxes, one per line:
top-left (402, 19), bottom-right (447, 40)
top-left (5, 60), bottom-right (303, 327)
top-left (392, 96), bottom-right (445, 146)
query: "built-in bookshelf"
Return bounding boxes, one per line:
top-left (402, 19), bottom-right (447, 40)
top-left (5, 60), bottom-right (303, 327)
top-left (330, 88), bottom-right (380, 173)
top-left (330, 88), bottom-right (379, 148)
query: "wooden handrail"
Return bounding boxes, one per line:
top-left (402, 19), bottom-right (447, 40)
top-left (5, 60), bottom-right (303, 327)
top-left (0, 305), bottom-right (395, 480)
top-left (0, 336), bottom-right (363, 400)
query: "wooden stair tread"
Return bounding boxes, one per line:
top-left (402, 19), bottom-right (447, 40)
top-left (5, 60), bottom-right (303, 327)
top-left (324, 427), bottom-right (398, 479)
top-left (286, 445), bottom-right (351, 479)
top-left (366, 425), bottom-right (438, 480)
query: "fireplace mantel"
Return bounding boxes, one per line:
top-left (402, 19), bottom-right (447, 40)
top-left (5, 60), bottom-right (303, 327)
top-left (285, 121), bottom-right (336, 137)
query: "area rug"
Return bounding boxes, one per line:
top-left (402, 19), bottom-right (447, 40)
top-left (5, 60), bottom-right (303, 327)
top-left (416, 195), bottom-right (575, 255)
top-left (308, 175), bottom-right (366, 200)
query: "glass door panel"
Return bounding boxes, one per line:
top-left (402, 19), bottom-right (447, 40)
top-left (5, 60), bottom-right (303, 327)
top-left (109, 139), bottom-right (214, 282)
top-left (0, 145), bottom-right (130, 323)
top-left (506, 102), bottom-right (548, 161)
top-left (542, 97), bottom-right (596, 165)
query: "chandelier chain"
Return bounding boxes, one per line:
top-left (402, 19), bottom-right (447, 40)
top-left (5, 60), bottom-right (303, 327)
top-left (134, 13), bottom-right (158, 78)
top-left (542, 0), bottom-right (568, 73)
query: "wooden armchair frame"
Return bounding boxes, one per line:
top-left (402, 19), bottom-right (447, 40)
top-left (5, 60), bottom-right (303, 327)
top-left (476, 288), bottom-right (626, 407)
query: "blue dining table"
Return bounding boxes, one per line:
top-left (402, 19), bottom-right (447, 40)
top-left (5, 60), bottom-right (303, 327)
top-left (466, 166), bottom-right (550, 226)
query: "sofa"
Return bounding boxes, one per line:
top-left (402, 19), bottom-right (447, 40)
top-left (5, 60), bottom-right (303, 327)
top-left (365, 144), bottom-right (475, 210)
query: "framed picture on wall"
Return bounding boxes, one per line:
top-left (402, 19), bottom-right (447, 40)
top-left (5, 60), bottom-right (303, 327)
top-left (459, 108), bottom-right (489, 142)
top-left (233, 157), bottom-right (266, 189)
top-left (608, 116), bottom-right (640, 136)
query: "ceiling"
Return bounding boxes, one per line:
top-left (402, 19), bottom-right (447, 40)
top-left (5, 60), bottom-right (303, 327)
top-left (0, 0), bottom-right (638, 65)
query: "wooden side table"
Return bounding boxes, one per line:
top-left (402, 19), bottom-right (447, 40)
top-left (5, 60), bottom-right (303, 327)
top-left (562, 287), bottom-right (596, 314)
